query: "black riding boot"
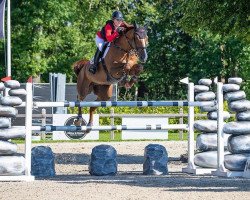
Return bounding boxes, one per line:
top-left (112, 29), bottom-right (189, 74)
top-left (89, 48), bottom-right (101, 74)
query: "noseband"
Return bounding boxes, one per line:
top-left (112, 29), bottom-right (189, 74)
top-left (113, 27), bottom-right (147, 57)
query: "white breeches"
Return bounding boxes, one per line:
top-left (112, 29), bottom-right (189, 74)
top-left (95, 35), bottom-right (106, 51)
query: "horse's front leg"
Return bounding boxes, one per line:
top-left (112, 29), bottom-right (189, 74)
top-left (125, 76), bottom-right (138, 89)
top-left (124, 64), bottom-right (143, 88)
top-left (74, 95), bottom-right (84, 126)
top-left (130, 64), bottom-right (143, 76)
top-left (88, 107), bottom-right (98, 126)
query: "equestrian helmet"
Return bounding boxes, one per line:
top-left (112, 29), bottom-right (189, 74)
top-left (112, 11), bottom-right (124, 21)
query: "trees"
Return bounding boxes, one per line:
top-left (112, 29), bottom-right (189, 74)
top-left (178, 0), bottom-right (250, 95)
top-left (141, 1), bottom-right (221, 99)
top-left (179, 0), bottom-right (250, 43)
top-left (0, 0), bottom-right (249, 99)
top-left (10, 0), bottom-right (87, 81)
top-left (134, 0), bottom-right (250, 100)
top-left (8, 0), bottom-right (158, 82)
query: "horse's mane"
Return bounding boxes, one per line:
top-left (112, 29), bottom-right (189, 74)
top-left (118, 26), bottom-right (147, 41)
top-left (125, 26), bottom-right (135, 33)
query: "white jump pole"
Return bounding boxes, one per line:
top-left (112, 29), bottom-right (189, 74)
top-left (24, 77), bottom-right (34, 181)
top-left (23, 78), bottom-right (202, 177)
top-left (18, 100), bottom-right (214, 108)
top-left (31, 124), bottom-right (188, 131)
top-left (0, 77), bottom-right (35, 181)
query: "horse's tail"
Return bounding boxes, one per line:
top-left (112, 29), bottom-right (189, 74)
top-left (72, 59), bottom-right (89, 76)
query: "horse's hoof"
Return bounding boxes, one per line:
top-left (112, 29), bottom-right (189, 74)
top-left (84, 122), bottom-right (93, 134)
top-left (74, 118), bottom-right (83, 126)
top-left (73, 120), bottom-right (81, 126)
top-left (87, 122), bottom-right (93, 127)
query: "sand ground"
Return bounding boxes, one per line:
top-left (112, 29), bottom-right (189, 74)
top-left (0, 141), bottom-right (249, 200)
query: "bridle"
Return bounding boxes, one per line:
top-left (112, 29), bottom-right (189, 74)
top-left (112, 27), bottom-right (148, 58)
top-left (102, 27), bottom-right (147, 84)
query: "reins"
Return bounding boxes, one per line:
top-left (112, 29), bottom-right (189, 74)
top-left (112, 28), bottom-right (147, 57)
top-left (102, 27), bottom-right (147, 83)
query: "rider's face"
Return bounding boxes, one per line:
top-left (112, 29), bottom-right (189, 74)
top-left (113, 19), bottom-right (123, 27)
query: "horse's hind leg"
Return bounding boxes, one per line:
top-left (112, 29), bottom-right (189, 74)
top-left (88, 84), bottom-right (113, 126)
top-left (74, 81), bottom-right (92, 126)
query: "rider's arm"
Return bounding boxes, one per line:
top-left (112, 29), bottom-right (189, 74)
top-left (121, 21), bottom-right (133, 28)
top-left (105, 24), bottom-right (119, 42)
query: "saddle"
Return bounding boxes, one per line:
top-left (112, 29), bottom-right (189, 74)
top-left (89, 42), bottom-right (126, 83)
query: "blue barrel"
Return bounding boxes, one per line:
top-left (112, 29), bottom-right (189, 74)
top-left (143, 144), bottom-right (168, 175)
top-left (31, 146), bottom-right (55, 177)
top-left (89, 145), bottom-right (117, 176)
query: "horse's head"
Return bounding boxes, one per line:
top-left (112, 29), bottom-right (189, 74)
top-left (122, 22), bottom-right (148, 63)
top-left (133, 23), bottom-right (148, 63)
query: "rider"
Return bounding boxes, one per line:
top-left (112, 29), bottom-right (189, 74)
top-left (89, 10), bottom-right (133, 74)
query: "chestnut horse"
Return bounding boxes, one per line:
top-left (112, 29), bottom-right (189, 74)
top-left (73, 24), bottom-right (148, 131)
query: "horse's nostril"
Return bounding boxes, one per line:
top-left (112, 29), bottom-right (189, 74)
top-left (140, 55), bottom-right (147, 63)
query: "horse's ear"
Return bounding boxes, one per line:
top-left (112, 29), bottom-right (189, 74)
top-left (133, 21), bottom-right (138, 29)
top-left (144, 22), bottom-right (149, 30)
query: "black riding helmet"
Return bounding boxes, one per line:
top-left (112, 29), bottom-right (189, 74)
top-left (112, 11), bottom-right (124, 21)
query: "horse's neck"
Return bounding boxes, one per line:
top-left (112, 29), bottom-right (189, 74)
top-left (106, 41), bottom-right (128, 64)
top-left (106, 32), bottom-right (134, 62)
top-left (103, 30), bottom-right (137, 75)
top-left (116, 30), bottom-right (134, 49)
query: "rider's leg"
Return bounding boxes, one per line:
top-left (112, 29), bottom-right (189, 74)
top-left (89, 35), bottom-right (105, 74)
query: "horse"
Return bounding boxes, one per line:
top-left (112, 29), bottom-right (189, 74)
top-left (73, 23), bottom-right (148, 132)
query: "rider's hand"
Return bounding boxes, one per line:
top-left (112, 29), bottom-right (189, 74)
top-left (117, 27), bottom-right (125, 35)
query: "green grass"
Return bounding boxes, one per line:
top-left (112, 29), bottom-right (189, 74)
top-left (99, 131), bottom-right (199, 141)
top-left (12, 131), bottom-right (199, 144)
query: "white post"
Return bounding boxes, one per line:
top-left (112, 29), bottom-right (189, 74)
top-left (217, 82), bottom-right (225, 172)
top-left (212, 81), bottom-right (227, 177)
top-left (110, 108), bottom-right (115, 140)
top-left (7, 0), bottom-right (11, 77)
top-left (24, 77), bottom-right (34, 179)
top-left (41, 108), bottom-right (46, 140)
top-left (182, 81), bottom-right (196, 173)
top-left (179, 108), bottom-right (184, 140)
top-left (187, 82), bottom-right (195, 169)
